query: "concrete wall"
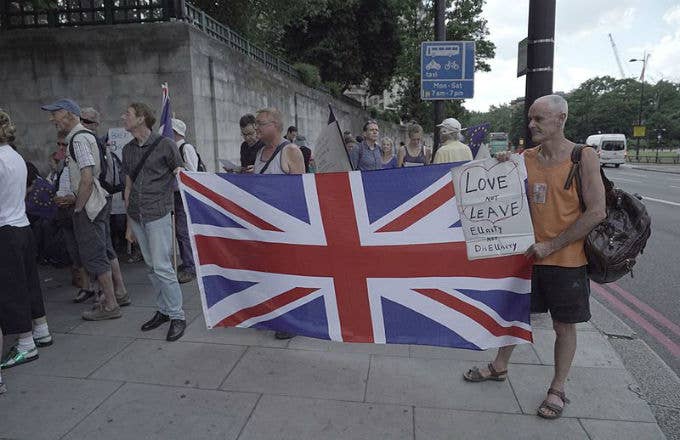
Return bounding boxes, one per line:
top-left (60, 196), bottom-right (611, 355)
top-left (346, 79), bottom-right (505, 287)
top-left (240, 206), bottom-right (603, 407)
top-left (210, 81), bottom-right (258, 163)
top-left (0, 21), bottom-right (423, 173)
top-left (0, 23), bottom-right (194, 171)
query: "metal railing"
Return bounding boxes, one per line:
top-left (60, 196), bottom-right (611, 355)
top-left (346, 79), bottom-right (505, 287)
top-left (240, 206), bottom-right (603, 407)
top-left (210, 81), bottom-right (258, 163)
top-left (1, 0), bottom-right (334, 93)
top-left (0, 0), bottom-right (180, 29)
top-left (184, 2), bottom-right (302, 82)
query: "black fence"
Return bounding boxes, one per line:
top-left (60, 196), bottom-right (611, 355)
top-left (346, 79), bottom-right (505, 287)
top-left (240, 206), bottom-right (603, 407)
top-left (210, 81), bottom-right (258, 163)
top-left (0, 0), bottom-right (184, 30)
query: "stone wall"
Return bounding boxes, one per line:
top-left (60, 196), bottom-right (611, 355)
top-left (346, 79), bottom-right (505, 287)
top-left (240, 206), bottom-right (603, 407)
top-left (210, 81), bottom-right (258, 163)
top-left (0, 21), bottom-right (424, 173)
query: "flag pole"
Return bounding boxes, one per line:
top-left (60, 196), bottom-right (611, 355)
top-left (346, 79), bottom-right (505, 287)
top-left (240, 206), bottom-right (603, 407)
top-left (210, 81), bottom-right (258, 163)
top-left (328, 104), bottom-right (355, 171)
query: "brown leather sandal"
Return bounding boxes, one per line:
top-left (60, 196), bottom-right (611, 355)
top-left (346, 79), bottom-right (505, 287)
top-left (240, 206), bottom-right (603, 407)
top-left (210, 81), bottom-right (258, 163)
top-left (537, 388), bottom-right (570, 419)
top-left (463, 362), bottom-right (508, 382)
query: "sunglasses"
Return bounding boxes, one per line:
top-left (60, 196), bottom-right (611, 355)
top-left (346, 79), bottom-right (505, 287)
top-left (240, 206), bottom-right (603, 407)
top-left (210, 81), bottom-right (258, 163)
top-left (57, 142), bottom-right (68, 147)
top-left (80, 118), bottom-right (98, 125)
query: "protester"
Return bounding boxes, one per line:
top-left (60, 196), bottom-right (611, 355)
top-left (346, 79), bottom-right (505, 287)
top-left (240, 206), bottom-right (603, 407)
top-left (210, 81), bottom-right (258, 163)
top-left (398, 123), bottom-right (430, 167)
top-left (254, 107), bottom-right (305, 339)
top-left (170, 118), bottom-right (197, 283)
top-left (122, 102), bottom-right (186, 341)
top-left (432, 118), bottom-right (473, 164)
top-left (344, 135), bottom-right (357, 153)
top-left (80, 107), bottom-right (125, 254)
top-left (52, 131), bottom-right (92, 292)
top-left (463, 95), bottom-right (606, 420)
top-left (41, 99), bottom-right (129, 317)
top-left (349, 120), bottom-right (382, 170)
top-left (0, 109), bottom-right (52, 385)
top-left (380, 136), bottom-right (397, 169)
top-left (284, 125), bottom-right (298, 143)
top-left (296, 135), bottom-right (312, 172)
top-left (239, 113), bottom-right (263, 172)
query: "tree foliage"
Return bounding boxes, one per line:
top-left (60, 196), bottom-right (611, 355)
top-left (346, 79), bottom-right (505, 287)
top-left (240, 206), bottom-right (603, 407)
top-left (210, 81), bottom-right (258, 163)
top-left (468, 76), bottom-right (680, 147)
top-left (280, 0), bottom-right (401, 94)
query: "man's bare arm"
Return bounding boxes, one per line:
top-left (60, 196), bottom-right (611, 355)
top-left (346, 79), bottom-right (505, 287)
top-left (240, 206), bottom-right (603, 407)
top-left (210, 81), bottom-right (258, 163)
top-left (526, 148), bottom-right (607, 259)
top-left (74, 166), bottom-right (94, 212)
top-left (283, 145), bottom-right (306, 174)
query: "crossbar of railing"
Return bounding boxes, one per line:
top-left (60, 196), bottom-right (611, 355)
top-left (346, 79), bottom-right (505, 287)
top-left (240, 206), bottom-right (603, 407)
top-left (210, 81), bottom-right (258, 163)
top-left (184, 2), bottom-right (301, 82)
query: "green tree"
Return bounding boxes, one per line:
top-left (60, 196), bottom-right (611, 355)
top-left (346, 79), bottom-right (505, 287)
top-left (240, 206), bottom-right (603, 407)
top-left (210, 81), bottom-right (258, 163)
top-left (280, 0), bottom-right (401, 94)
top-left (190, 0), bottom-right (329, 54)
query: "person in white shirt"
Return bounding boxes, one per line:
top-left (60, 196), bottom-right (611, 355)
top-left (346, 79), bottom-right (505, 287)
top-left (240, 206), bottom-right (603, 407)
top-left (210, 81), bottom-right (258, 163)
top-left (432, 118), bottom-right (473, 164)
top-left (170, 118), bottom-right (197, 283)
top-left (0, 109), bottom-right (52, 390)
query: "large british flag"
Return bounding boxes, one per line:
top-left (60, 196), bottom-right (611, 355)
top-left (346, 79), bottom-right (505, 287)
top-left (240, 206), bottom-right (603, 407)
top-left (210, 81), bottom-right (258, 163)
top-left (178, 164), bottom-right (533, 350)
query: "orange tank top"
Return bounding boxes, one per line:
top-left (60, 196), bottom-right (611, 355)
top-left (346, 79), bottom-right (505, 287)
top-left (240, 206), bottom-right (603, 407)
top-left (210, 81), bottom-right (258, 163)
top-left (524, 147), bottom-right (587, 267)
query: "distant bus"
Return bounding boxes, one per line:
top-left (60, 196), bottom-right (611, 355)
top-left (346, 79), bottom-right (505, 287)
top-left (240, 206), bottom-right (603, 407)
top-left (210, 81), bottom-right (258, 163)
top-left (488, 132), bottom-right (509, 155)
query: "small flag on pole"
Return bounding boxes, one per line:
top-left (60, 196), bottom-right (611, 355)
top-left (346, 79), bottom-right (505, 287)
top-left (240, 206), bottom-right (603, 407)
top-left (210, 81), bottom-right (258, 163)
top-left (464, 122), bottom-right (490, 158)
top-left (312, 105), bottom-right (353, 173)
top-left (160, 82), bottom-right (174, 139)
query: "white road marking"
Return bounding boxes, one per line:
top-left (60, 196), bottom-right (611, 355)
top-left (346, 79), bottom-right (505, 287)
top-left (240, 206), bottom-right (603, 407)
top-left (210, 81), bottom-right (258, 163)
top-left (612, 177), bottom-right (643, 183)
top-left (642, 196), bottom-right (680, 207)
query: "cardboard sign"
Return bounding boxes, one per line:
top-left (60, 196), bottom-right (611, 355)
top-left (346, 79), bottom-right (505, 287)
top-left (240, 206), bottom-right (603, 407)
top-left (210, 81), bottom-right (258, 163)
top-left (452, 155), bottom-right (535, 260)
top-left (107, 127), bottom-right (133, 158)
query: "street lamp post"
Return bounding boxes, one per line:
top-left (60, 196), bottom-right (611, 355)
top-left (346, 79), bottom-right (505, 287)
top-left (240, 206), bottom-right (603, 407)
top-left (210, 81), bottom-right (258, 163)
top-left (630, 55), bottom-right (647, 161)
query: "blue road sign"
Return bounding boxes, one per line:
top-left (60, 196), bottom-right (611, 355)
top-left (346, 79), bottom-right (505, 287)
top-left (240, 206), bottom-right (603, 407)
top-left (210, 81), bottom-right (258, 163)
top-left (421, 41), bottom-right (475, 100)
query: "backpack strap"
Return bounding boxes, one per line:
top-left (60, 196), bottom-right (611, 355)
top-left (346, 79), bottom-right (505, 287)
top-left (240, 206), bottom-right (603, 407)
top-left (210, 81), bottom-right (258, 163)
top-left (68, 129), bottom-right (96, 162)
top-left (130, 137), bottom-right (164, 182)
top-left (564, 144), bottom-right (613, 212)
top-left (178, 140), bottom-right (187, 163)
top-left (259, 141), bottom-right (289, 174)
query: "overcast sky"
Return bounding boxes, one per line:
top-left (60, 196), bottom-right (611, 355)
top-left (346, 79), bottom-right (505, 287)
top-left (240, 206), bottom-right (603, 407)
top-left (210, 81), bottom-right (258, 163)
top-left (465, 0), bottom-right (680, 112)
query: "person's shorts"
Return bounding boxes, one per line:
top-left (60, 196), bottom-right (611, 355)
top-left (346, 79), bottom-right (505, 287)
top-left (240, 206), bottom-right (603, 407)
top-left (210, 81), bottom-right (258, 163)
top-left (531, 265), bottom-right (591, 323)
top-left (0, 225), bottom-right (45, 334)
top-left (72, 198), bottom-right (117, 276)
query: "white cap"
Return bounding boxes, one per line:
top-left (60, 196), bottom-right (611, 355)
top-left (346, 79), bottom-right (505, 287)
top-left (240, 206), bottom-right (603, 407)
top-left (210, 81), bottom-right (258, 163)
top-left (171, 118), bottom-right (186, 137)
top-left (436, 117), bottom-right (462, 132)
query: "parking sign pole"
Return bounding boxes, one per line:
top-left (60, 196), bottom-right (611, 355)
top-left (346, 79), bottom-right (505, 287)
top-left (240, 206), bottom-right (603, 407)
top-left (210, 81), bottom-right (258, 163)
top-left (432, 0), bottom-right (446, 158)
top-left (523, 0), bottom-right (555, 147)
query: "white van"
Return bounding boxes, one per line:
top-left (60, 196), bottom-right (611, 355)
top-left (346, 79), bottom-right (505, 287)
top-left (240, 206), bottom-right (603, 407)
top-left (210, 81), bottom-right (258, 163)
top-left (585, 134), bottom-right (627, 167)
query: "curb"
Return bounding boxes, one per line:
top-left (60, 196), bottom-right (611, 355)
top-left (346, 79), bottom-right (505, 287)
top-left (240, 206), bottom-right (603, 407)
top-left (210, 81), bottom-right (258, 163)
top-left (629, 166), bottom-right (680, 175)
top-left (589, 296), bottom-right (679, 439)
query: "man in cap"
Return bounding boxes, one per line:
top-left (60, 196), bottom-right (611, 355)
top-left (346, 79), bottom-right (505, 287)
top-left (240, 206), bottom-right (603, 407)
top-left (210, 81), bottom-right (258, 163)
top-left (432, 118), bottom-right (473, 164)
top-left (41, 98), bottom-right (129, 320)
top-left (170, 118), bottom-right (197, 283)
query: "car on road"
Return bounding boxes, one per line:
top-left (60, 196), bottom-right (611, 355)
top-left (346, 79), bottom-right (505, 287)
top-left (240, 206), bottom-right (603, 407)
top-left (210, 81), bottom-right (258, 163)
top-left (586, 133), bottom-right (627, 167)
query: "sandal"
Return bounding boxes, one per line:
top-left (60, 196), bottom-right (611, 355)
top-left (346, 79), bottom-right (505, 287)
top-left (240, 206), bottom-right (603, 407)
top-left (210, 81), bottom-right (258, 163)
top-left (537, 388), bottom-right (570, 420)
top-left (73, 288), bottom-right (95, 303)
top-left (463, 362), bottom-right (508, 382)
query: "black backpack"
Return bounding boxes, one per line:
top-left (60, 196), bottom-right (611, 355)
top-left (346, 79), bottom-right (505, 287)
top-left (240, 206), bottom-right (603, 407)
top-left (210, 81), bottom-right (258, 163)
top-left (179, 141), bottom-right (207, 172)
top-left (68, 129), bottom-right (126, 194)
top-left (565, 145), bottom-right (652, 283)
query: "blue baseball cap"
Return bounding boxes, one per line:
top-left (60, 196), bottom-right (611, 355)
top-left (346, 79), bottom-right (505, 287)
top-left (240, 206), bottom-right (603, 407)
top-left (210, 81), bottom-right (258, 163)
top-left (41, 98), bottom-right (81, 117)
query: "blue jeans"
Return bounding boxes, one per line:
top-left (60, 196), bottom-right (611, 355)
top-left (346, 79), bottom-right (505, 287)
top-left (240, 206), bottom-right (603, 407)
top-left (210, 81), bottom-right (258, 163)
top-left (129, 213), bottom-right (185, 320)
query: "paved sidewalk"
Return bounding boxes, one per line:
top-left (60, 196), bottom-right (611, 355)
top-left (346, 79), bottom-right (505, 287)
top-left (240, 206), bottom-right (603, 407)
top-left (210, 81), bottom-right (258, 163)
top-left (0, 261), bottom-right (667, 440)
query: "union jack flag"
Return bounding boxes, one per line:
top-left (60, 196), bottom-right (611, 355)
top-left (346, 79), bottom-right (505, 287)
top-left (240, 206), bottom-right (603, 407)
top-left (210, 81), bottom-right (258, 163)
top-left (178, 164), bottom-right (533, 350)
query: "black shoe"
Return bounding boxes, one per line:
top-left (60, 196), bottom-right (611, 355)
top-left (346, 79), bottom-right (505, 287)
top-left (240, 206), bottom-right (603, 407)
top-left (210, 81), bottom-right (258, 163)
top-left (274, 331), bottom-right (295, 340)
top-left (141, 311), bottom-right (170, 331)
top-left (166, 319), bottom-right (186, 341)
